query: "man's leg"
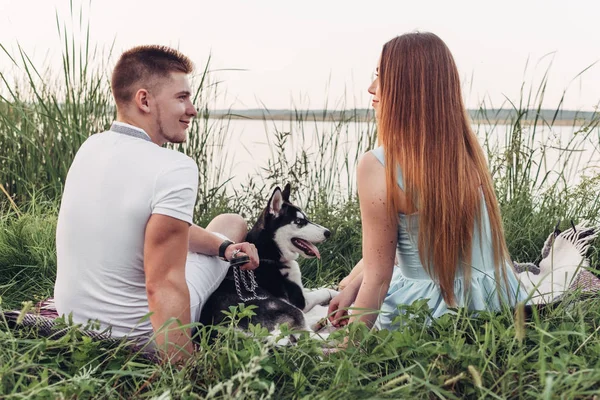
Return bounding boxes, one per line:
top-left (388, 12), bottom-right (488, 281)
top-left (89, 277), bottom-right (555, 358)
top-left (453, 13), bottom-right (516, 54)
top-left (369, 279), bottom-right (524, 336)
top-left (186, 214), bottom-right (247, 324)
top-left (205, 213), bottom-right (248, 243)
top-left (186, 249), bottom-right (229, 324)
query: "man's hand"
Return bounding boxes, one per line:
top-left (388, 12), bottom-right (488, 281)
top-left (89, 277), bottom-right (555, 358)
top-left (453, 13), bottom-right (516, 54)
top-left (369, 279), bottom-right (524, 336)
top-left (187, 223), bottom-right (259, 271)
top-left (224, 242), bottom-right (260, 271)
top-left (144, 214), bottom-right (194, 362)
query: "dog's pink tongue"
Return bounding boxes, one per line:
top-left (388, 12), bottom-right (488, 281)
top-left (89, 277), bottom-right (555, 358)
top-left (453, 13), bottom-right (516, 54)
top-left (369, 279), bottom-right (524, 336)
top-left (304, 241), bottom-right (321, 259)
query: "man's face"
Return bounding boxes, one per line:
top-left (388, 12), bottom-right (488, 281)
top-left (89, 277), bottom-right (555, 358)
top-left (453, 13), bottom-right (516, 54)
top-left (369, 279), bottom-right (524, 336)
top-left (150, 72), bottom-right (197, 145)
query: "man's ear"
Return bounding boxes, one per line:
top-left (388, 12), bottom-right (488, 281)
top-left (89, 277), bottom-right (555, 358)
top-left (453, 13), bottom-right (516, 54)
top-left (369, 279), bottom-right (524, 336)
top-left (134, 88), bottom-right (151, 113)
top-left (282, 183), bottom-right (291, 202)
top-left (268, 187), bottom-right (283, 216)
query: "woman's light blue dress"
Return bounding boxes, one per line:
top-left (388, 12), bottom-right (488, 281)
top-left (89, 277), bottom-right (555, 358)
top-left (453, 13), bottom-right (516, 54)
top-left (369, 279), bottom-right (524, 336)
top-left (371, 147), bottom-right (528, 329)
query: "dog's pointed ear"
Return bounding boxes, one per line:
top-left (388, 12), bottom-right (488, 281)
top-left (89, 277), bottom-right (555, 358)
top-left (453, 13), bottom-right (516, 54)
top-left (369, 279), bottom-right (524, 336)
top-left (282, 183), bottom-right (291, 202)
top-left (268, 187), bottom-right (284, 216)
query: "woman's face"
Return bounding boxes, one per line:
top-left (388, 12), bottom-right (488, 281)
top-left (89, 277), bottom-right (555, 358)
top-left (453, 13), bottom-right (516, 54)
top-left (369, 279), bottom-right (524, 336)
top-left (368, 61), bottom-right (380, 118)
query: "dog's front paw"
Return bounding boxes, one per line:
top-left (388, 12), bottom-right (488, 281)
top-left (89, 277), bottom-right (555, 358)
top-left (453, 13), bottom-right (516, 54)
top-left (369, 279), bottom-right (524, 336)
top-left (320, 289), bottom-right (339, 306)
top-left (311, 317), bottom-right (329, 332)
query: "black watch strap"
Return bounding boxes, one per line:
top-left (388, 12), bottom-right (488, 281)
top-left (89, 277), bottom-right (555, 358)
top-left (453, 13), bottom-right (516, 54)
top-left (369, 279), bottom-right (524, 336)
top-left (218, 240), bottom-right (234, 261)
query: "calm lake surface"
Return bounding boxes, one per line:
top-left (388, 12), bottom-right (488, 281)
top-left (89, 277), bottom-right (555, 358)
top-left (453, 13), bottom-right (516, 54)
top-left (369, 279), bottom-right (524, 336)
top-left (202, 119), bottom-right (599, 199)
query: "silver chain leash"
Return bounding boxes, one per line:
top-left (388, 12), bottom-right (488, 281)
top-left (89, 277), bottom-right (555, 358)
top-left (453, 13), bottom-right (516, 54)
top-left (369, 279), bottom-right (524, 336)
top-left (233, 265), bottom-right (268, 301)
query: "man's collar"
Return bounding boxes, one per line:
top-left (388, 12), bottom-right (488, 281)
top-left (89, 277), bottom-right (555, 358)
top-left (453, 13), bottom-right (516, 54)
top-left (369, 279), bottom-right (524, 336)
top-left (110, 121), bottom-right (152, 142)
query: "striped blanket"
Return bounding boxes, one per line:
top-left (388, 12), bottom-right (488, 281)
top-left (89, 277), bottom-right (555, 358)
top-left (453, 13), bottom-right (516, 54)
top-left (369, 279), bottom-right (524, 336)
top-left (514, 221), bottom-right (600, 304)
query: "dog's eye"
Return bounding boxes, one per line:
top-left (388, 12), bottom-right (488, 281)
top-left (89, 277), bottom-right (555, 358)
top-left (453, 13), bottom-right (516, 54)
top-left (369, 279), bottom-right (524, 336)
top-left (295, 218), bottom-right (307, 226)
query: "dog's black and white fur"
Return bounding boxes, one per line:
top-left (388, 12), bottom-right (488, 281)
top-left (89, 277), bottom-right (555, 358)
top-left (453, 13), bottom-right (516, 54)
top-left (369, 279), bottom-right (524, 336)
top-left (199, 184), bottom-right (337, 332)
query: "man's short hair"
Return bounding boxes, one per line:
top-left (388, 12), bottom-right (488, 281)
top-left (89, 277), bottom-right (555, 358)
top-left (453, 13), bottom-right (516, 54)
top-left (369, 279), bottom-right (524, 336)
top-left (111, 45), bottom-right (194, 107)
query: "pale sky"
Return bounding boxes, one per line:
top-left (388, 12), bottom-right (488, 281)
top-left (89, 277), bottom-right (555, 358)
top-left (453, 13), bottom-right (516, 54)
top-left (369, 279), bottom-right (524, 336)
top-left (1, 0), bottom-right (599, 111)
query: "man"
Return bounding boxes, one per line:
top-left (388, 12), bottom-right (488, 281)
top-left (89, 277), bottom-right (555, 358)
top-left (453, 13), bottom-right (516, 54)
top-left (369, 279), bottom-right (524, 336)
top-left (54, 45), bottom-right (258, 361)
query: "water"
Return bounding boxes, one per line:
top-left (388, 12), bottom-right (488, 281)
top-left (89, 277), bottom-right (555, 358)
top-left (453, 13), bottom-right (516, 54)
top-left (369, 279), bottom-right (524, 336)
top-left (476, 122), bottom-right (600, 188)
top-left (203, 118), bottom-right (600, 200)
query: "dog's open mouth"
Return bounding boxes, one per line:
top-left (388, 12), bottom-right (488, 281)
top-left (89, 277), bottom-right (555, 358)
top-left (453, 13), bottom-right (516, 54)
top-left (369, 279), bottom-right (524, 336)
top-left (292, 238), bottom-right (321, 259)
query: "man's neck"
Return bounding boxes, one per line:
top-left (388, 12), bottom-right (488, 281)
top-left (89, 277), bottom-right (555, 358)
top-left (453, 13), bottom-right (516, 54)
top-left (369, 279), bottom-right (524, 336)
top-left (115, 114), bottom-right (164, 146)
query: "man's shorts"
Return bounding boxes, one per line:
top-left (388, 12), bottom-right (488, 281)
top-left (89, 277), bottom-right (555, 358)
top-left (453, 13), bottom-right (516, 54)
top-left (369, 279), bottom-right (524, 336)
top-left (185, 232), bottom-right (231, 323)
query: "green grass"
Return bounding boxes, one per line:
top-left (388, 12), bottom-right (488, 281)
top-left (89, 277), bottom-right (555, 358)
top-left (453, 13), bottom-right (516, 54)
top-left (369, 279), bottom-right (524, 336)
top-left (2, 7), bottom-right (600, 398)
top-left (1, 179), bottom-right (599, 398)
top-left (4, 288), bottom-right (600, 398)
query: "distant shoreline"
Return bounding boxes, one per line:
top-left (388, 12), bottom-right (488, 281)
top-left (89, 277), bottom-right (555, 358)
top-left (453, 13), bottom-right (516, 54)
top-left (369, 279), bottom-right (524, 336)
top-left (207, 109), bottom-right (598, 126)
top-left (209, 115), bottom-right (594, 127)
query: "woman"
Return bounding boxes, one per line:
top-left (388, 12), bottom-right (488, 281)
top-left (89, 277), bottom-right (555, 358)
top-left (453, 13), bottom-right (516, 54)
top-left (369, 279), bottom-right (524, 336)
top-left (328, 32), bottom-right (528, 329)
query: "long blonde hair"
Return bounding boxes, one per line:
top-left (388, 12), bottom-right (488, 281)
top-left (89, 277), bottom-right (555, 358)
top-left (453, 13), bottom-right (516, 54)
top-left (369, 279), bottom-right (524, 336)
top-left (377, 32), bottom-right (511, 305)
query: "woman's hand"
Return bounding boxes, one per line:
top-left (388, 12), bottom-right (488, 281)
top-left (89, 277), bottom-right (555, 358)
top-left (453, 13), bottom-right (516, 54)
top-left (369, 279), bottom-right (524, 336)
top-left (328, 272), bottom-right (363, 327)
top-left (338, 276), bottom-right (353, 291)
top-left (338, 259), bottom-right (364, 290)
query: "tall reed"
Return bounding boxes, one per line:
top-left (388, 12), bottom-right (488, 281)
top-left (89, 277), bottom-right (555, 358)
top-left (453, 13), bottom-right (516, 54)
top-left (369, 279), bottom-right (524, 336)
top-left (1, 10), bottom-right (600, 399)
top-left (0, 8), bottom-right (230, 215)
top-left (0, 4), bottom-right (598, 277)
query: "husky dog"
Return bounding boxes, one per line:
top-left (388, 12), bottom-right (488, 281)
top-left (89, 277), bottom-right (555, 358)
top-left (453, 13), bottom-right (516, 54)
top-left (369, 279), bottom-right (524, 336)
top-left (199, 184), bottom-right (338, 332)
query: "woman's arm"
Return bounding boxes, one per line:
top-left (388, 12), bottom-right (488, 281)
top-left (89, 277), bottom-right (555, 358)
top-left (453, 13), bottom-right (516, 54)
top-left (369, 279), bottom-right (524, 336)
top-left (338, 258), bottom-right (364, 290)
top-left (349, 152), bottom-right (400, 328)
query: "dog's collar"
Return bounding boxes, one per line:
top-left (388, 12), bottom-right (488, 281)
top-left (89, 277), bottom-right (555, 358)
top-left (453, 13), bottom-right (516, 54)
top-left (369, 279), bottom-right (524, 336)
top-left (110, 122), bottom-right (151, 142)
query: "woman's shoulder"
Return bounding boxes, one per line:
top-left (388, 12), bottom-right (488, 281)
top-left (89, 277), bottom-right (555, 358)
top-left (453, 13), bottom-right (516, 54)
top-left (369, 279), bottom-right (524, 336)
top-left (368, 146), bottom-right (386, 165)
top-left (358, 148), bottom-right (385, 176)
top-left (360, 146), bottom-right (405, 190)
top-left (357, 150), bottom-right (385, 187)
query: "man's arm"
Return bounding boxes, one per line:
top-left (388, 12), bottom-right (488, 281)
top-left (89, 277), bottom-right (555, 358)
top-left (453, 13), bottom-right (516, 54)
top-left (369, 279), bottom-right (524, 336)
top-left (144, 214), bottom-right (193, 361)
top-left (188, 223), bottom-right (228, 255)
top-left (188, 223), bottom-right (260, 271)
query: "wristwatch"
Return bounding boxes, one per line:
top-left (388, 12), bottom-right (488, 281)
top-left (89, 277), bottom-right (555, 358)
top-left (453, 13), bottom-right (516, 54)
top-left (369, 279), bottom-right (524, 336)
top-left (218, 240), bottom-right (235, 261)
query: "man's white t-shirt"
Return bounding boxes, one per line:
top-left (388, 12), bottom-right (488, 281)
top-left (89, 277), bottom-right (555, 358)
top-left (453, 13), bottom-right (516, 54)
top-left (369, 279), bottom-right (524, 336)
top-left (54, 122), bottom-right (198, 341)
